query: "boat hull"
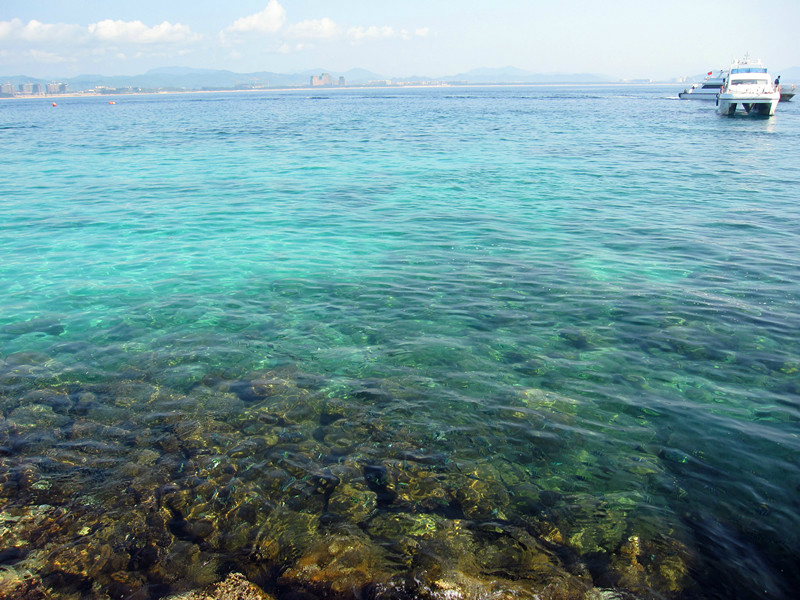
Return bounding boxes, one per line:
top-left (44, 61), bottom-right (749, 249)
top-left (716, 93), bottom-right (779, 116)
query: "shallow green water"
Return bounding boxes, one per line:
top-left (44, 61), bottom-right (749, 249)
top-left (1, 87), bottom-right (799, 599)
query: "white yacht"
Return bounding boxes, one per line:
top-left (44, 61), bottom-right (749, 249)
top-left (716, 56), bottom-right (780, 116)
top-left (678, 70), bottom-right (726, 99)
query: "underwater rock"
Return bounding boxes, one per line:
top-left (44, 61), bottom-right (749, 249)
top-left (0, 353), bottom-right (58, 390)
top-left (160, 364), bottom-right (209, 392)
top-left (0, 504), bottom-right (68, 551)
top-left (373, 565), bottom-right (595, 600)
top-left (378, 460), bottom-right (453, 512)
top-left (189, 386), bottom-right (246, 419)
top-left (156, 540), bottom-right (220, 589)
top-left (365, 512), bottom-right (441, 544)
top-left (135, 448), bottom-right (161, 466)
top-left (345, 379), bottom-right (397, 405)
top-left (278, 530), bottom-right (391, 597)
top-left (449, 464), bottom-right (510, 520)
top-left (0, 566), bottom-right (48, 600)
top-left (465, 520), bottom-right (595, 594)
top-left (22, 389), bottom-right (72, 414)
top-left (8, 404), bottom-right (70, 430)
top-left (228, 371), bottom-right (314, 413)
top-left (559, 327), bottom-right (592, 349)
top-left (251, 506), bottom-right (319, 564)
top-left (318, 423), bottom-right (359, 456)
top-left (110, 380), bottom-right (162, 409)
top-left (604, 534), bottom-right (691, 598)
top-left (3, 353), bottom-right (54, 367)
top-left (46, 539), bottom-right (129, 583)
top-left (545, 495), bottom-right (629, 556)
top-left (0, 416), bottom-right (10, 447)
top-left (172, 417), bottom-right (206, 442)
top-left (652, 325), bottom-right (729, 362)
top-left (166, 572), bottom-right (275, 600)
top-left (646, 547), bottom-right (689, 594)
top-left (1, 317), bottom-right (65, 337)
top-left (508, 482), bottom-right (546, 515)
top-left (0, 348), bottom-right (701, 600)
top-left (229, 380), bottom-right (269, 403)
top-left (105, 569), bottom-right (149, 600)
top-left (517, 387), bottom-right (581, 421)
top-left (608, 535), bottom-right (646, 591)
top-left (318, 397), bottom-right (349, 425)
top-left (65, 419), bottom-right (132, 443)
top-left (280, 477), bottom-right (329, 514)
top-left (327, 482), bottom-right (378, 523)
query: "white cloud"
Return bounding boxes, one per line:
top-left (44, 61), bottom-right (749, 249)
top-left (347, 26), bottom-right (397, 41)
top-left (1, 7), bottom-right (432, 72)
top-left (221, 2), bottom-right (426, 48)
top-left (0, 18), bottom-right (83, 43)
top-left (88, 20), bottom-right (200, 44)
top-left (0, 17), bottom-right (200, 49)
top-left (344, 25), bottom-right (429, 42)
top-left (27, 49), bottom-right (69, 63)
top-left (225, 0), bottom-right (286, 34)
top-left (0, 19), bottom-right (17, 39)
top-left (287, 18), bottom-right (340, 40)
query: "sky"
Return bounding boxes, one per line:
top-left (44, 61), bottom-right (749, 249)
top-left (1, 0), bottom-right (799, 80)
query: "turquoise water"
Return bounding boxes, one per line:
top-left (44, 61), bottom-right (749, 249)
top-left (1, 87), bottom-right (799, 599)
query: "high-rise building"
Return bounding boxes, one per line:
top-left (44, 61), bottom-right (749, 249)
top-left (44, 82), bottom-right (68, 94)
top-left (310, 73), bottom-right (334, 87)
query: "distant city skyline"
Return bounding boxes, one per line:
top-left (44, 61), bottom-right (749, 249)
top-left (2, 0), bottom-right (799, 80)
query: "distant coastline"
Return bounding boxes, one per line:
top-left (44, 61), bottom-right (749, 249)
top-left (1, 80), bottom-right (685, 102)
top-left (4, 64), bottom-right (799, 100)
top-left (0, 65), bottom-right (692, 100)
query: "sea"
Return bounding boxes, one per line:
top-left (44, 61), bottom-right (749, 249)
top-left (1, 85), bottom-right (799, 600)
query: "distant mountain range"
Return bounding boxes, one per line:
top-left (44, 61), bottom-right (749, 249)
top-left (2, 67), bottom-right (343, 91)
top-left (3, 65), bottom-right (799, 91)
top-left (770, 66), bottom-right (800, 81)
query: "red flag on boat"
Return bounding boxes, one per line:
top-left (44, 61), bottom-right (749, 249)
top-left (707, 71), bottom-right (713, 75)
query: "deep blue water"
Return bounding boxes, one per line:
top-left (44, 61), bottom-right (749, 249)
top-left (1, 86), bottom-right (799, 599)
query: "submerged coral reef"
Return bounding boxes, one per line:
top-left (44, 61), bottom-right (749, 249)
top-left (0, 353), bottom-right (693, 600)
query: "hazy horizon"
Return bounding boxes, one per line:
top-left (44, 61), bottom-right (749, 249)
top-left (2, 1), bottom-right (799, 81)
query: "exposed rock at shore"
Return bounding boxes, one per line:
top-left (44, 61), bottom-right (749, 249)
top-left (166, 572), bottom-right (275, 600)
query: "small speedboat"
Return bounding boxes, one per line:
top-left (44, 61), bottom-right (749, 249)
top-left (716, 56), bottom-right (780, 116)
top-left (779, 83), bottom-right (795, 102)
top-left (678, 70), bottom-right (726, 100)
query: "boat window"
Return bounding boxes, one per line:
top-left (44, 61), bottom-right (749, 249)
top-left (730, 67), bottom-right (767, 74)
top-left (700, 84), bottom-right (722, 89)
top-left (731, 79), bottom-right (763, 85)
